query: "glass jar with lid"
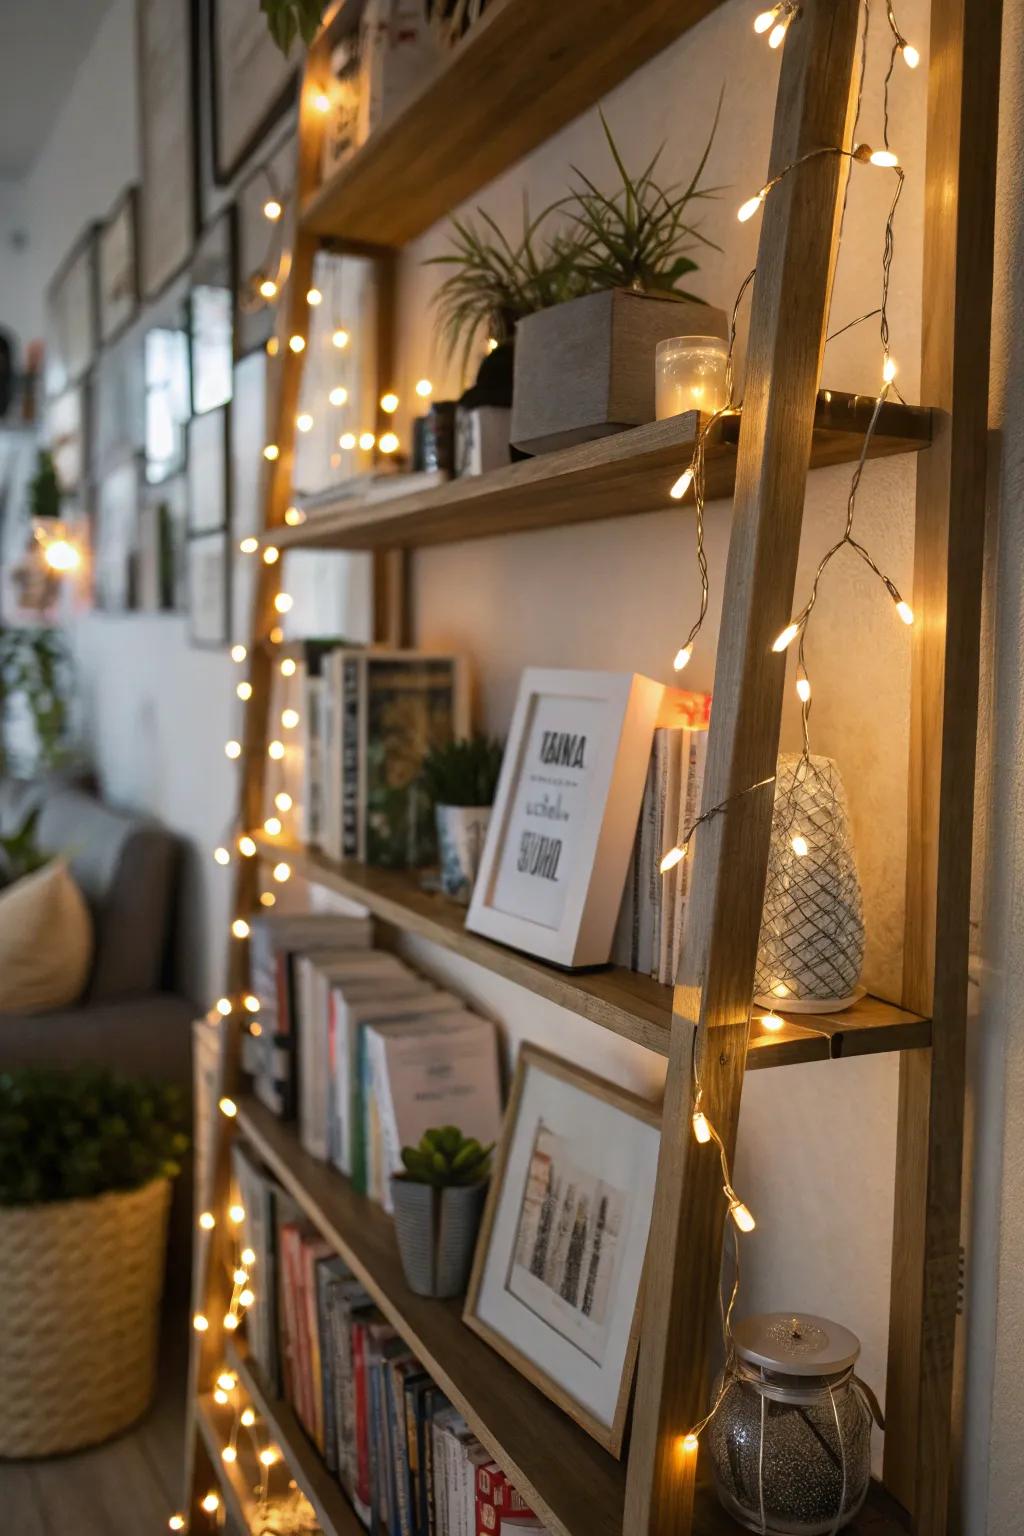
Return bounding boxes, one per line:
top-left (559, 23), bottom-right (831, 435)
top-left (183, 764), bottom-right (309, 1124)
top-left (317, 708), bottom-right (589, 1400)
top-left (707, 1312), bottom-right (876, 1534)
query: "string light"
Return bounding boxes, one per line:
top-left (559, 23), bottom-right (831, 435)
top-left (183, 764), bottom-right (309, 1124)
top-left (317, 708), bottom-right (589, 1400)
top-left (281, 708), bottom-right (300, 728)
top-left (244, 994), bottom-right (260, 1012)
top-left (670, 468), bottom-right (694, 500)
top-left (236, 681), bottom-right (252, 701)
top-left (306, 287), bottom-right (322, 306)
top-left (216, 999), bottom-right (232, 1017)
top-left (280, 659), bottom-right (297, 678)
top-left (242, 1247), bottom-right (256, 1266)
top-left (232, 1268), bottom-right (248, 1286)
top-left (231, 644), bottom-right (247, 663)
top-left (275, 791), bottom-right (293, 811)
top-left (266, 337), bottom-right (279, 356)
top-left (312, 90), bottom-right (331, 113)
top-left (238, 835), bottom-right (257, 857)
top-left (264, 816), bottom-right (282, 836)
top-left (288, 334), bottom-right (305, 353)
top-left (231, 919), bottom-right (250, 939)
top-left (380, 392), bottom-right (399, 413)
top-left (753, 2), bottom-right (783, 31)
top-left (729, 1198), bottom-right (757, 1233)
top-left (263, 546), bottom-right (280, 565)
top-left (228, 1202), bottom-right (245, 1223)
top-left (214, 846), bottom-right (230, 866)
top-left (198, 1211), bottom-right (216, 1230)
top-left (339, 432), bottom-right (356, 450)
top-left (42, 537), bottom-right (80, 573)
top-left (225, 740), bottom-right (242, 759)
top-left (273, 862), bottom-right (291, 883)
top-left (263, 199), bottom-right (282, 221)
top-left (241, 1407), bottom-right (256, 1428)
top-left (263, 444), bottom-right (280, 461)
top-left (796, 674), bottom-right (812, 703)
top-left (217, 1371), bottom-right (236, 1392)
top-left (268, 739), bottom-right (285, 760)
top-left (296, 413), bottom-right (314, 433)
top-left (791, 834), bottom-right (809, 857)
top-left (219, 1098), bottom-right (238, 1119)
top-left (221, 1445), bottom-right (237, 1464)
top-left (737, 191), bottom-right (766, 223)
top-left (239, 1288), bottom-right (255, 1308)
top-left (284, 506), bottom-right (306, 526)
top-left (269, 625), bottom-right (284, 644)
top-left (761, 1012), bottom-right (785, 1031)
top-left (415, 378), bottom-right (433, 398)
top-left (772, 621), bottom-right (801, 652)
top-left (332, 328), bottom-right (350, 349)
top-left (692, 1110), bottom-right (713, 1144)
top-left (659, 845), bottom-right (687, 874)
top-left (359, 431), bottom-right (376, 451)
top-left (274, 592), bottom-right (293, 613)
top-left (379, 431), bottom-right (400, 454)
top-left (902, 42), bottom-right (919, 67)
top-left (193, 1313), bottom-right (209, 1333)
top-left (201, 1494), bottom-right (220, 1515)
top-left (258, 278), bottom-right (278, 300)
top-left (329, 386), bottom-right (348, 406)
top-left (673, 645), bottom-right (693, 672)
top-left (486, 337), bottom-right (499, 353)
top-left (260, 891), bottom-right (276, 907)
top-left (896, 599), bottom-right (914, 624)
top-left (882, 355), bottom-right (897, 383)
top-left (259, 1449), bottom-right (279, 1467)
top-left (869, 147), bottom-right (900, 168)
top-left (239, 536), bottom-right (258, 555)
top-left (168, 1517), bottom-right (185, 1531)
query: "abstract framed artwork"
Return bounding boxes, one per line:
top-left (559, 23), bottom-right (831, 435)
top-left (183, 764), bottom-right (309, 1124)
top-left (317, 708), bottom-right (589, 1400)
top-left (464, 1044), bottom-right (660, 1456)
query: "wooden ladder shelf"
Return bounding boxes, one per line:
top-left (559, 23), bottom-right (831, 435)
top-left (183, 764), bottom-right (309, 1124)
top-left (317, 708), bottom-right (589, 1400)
top-left (183, 0), bottom-right (1003, 1530)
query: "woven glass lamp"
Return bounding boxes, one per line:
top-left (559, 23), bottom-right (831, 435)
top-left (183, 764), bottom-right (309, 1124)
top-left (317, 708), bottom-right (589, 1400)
top-left (754, 755), bottom-right (865, 1012)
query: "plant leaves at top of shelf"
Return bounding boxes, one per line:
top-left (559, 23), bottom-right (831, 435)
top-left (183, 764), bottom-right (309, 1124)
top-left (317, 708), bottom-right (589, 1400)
top-left (261, 0), bottom-right (327, 55)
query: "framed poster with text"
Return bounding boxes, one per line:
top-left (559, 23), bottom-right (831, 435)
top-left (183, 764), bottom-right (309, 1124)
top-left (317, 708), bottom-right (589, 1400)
top-left (466, 668), bottom-right (664, 968)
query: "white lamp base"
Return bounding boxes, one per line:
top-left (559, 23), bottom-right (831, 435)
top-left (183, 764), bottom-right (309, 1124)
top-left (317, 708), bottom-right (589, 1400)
top-left (754, 984), bottom-right (866, 1015)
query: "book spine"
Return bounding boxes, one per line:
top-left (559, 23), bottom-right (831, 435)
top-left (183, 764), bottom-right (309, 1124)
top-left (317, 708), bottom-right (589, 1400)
top-left (342, 653), bottom-right (361, 860)
top-left (303, 672), bottom-right (324, 848)
top-left (319, 1276), bottom-right (339, 1473)
top-left (389, 1367), bottom-right (413, 1536)
top-left (352, 1322), bottom-right (373, 1526)
top-left (277, 1225), bottom-right (299, 1411)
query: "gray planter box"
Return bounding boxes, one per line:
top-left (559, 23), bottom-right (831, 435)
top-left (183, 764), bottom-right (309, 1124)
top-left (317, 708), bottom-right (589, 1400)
top-left (510, 287), bottom-right (728, 456)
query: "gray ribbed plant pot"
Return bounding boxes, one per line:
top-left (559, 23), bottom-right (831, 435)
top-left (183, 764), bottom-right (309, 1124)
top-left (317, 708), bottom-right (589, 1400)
top-left (391, 1177), bottom-right (488, 1298)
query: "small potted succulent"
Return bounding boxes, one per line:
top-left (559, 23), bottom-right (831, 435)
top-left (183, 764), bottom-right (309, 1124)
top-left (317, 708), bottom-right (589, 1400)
top-left (420, 734), bottom-right (503, 903)
top-left (392, 1125), bottom-right (494, 1298)
top-left (0, 1068), bottom-right (188, 1456)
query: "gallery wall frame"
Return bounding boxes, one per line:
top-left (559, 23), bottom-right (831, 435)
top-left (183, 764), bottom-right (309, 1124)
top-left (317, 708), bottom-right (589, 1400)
top-left (137, 0), bottom-right (199, 298)
top-left (97, 186), bottom-right (140, 345)
top-left (46, 223), bottom-right (100, 399)
top-left (209, 0), bottom-right (298, 185)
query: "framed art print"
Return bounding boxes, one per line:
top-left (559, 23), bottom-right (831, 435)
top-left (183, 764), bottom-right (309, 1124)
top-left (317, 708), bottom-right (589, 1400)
top-left (210, 0), bottom-right (297, 183)
top-left (190, 214), bottom-right (235, 414)
top-left (187, 405), bottom-right (229, 533)
top-left (137, 0), bottom-right (196, 297)
top-left (46, 225), bottom-right (98, 397)
top-left (95, 456), bottom-right (141, 612)
top-left (98, 187), bottom-right (139, 343)
top-left (466, 668), bottom-right (665, 967)
top-left (464, 1045), bottom-right (660, 1457)
top-left (188, 531), bottom-right (230, 647)
top-left (47, 385), bottom-right (88, 495)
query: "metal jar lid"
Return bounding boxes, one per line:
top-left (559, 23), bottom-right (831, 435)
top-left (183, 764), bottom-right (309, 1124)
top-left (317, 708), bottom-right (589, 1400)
top-left (733, 1313), bottom-right (861, 1377)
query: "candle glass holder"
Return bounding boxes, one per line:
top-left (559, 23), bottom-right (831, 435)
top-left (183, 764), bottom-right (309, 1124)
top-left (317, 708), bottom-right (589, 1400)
top-left (655, 335), bottom-right (729, 419)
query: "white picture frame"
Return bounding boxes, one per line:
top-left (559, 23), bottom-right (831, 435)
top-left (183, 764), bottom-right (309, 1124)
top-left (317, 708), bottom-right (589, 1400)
top-left (466, 668), bottom-right (664, 968)
top-left (464, 1044), bottom-right (660, 1456)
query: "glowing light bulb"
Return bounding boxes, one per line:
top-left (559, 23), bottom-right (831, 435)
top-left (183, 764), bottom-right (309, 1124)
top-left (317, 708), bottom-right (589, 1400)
top-left (228, 1203), bottom-right (245, 1224)
top-left (222, 1445), bottom-right (237, 1464)
top-left (261, 548), bottom-right (280, 570)
top-left (241, 1406), bottom-right (256, 1428)
top-left (263, 443), bottom-right (280, 461)
top-left (415, 378), bottom-right (433, 398)
top-left (169, 1517), bottom-right (186, 1531)
top-left (201, 1494), bottom-right (220, 1515)
top-left (296, 413), bottom-right (314, 434)
top-left (730, 1199), bottom-right (756, 1233)
top-left (281, 707), bottom-right (300, 729)
top-left (772, 621), bottom-right (800, 653)
top-left (673, 645), bottom-right (692, 672)
top-left (213, 1388), bottom-right (228, 1405)
top-left (738, 191), bottom-right (765, 223)
top-left (269, 626), bottom-right (284, 644)
top-left (682, 1432), bottom-right (700, 1454)
top-left (266, 336), bottom-right (279, 357)
top-left (870, 148), bottom-right (900, 168)
top-left (359, 431), bottom-right (376, 451)
top-left (277, 793), bottom-right (296, 817)
top-left (250, 1021), bottom-right (262, 1038)
top-left (754, 4), bottom-right (781, 31)
top-left (274, 592), bottom-right (293, 614)
top-left (882, 355), bottom-right (897, 383)
top-left (659, 845), bottom-right (686, 874)
top-left (244, 994), bottom-right (260, 1013)
top-left (44, 538), bottom-right (80, 573)
top-left (902, 42), bottom-right (920, 67)
top-left (231, 644), bottom-right (247, 663)
top-left (239, 1288), bottom-right (255, 1308)
top-left (239, 536), bottom-right (259, 555)
top-left (896, 599), bottom-right (914, 625)
top-left (692, 1111), bottom-right (712, 1145)
top-left (214, 846), bottom-right (230, 866)
top-left (670, 467), bottom-right (694, 500)
top-left (280, 662), bottom-right (297, 684)
top-left (242, 1247), bottom-right (256, 1267)
top-left (796, 675), bottom-right (811, 703)
top-left (264, 816), bottom-right (282, 836)
top-left (332, 328), bottom-right (350, 349)
top-left (273, 861), bottom-right (291, 883)
top-left (312, 90), bottom-right (331, 113)
top-left (238, 835), bottom-right (257, 858)
top-left (791, 834), bottom-right (809, 857)
top-left (219, 1098), bottom-right (238, 1119)
top-left (306, 287), bottom-right (322, 306)
top-left (193, 1313), bottom-right (209, 1333)
top-left (263, 198), bottom-right (282, 221)
top-left (236, 681), bottom-right (252, 702)
top-left (259, 278), bottom-right (278, 300)
top-left (486, 337), bottom-right (499, 354)
top-left (216, 998), bottom-right (232, 1017)
top-left (768, 17), bottom-right (789, 47)
top-left (198, 1210), bottom-right (216, 1230)
top-left (259, 1448), bottom-right (278, 1467)
top-left (761, 1012), bottom-right (785, 1032)
top-left (329, 386), bottom-right (348, 407)
top-left (232, 1268), bottom-right (248, 1287)
top-left (284, 506), bottom-right (305, 526)
top-left (289, 334), bottom-right (305, 353)
top-left (260, 891), bottom-right (276, 907)
top-left (380, 392), bottom-right (399, 414)
top-left (379, 431), bottom-right (400, 454)
top-left (231, 919), bottom-right (250, 940)
top-left (339, 431), bottom-right (357, 450)
top-left (268, 740), bottom-right (285, 761)
top-left (217, 1371), bottom-right (237, 1392)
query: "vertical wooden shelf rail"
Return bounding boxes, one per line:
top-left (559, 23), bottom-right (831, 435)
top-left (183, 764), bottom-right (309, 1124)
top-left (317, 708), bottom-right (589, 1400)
top-left (884, 0), bottom-right (1003, 1529)
top-left (624, 5), bottom-right (862, 1530)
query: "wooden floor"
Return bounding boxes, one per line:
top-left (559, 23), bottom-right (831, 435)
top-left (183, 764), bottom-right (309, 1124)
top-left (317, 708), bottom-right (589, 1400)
top-left (0, 1305), bottom-right (194, 1536)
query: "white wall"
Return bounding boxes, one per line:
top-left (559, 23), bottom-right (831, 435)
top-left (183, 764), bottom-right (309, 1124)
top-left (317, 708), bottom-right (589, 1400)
top-left (15, 0), bottom-right (1024, 1525)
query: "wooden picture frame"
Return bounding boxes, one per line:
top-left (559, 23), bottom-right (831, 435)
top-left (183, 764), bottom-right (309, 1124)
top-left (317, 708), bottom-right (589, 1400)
top-left (137, 0), bottom-right (197, 299)
top-left (98, 187), bottom-right (139, 343)
top-left (464, 1044), bottom-right (660, 1457)
top-left (209, 0), bottom-right (298, 184)
top-left (46, 224), bottom-right (99, 398)
top-left (466, 668), bottom-right (664, 968)
top-left (187, 530), bottom-right (230, 647)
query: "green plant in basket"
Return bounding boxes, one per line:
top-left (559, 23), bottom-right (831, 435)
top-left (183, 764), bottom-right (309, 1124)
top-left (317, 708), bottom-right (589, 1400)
top-left (565, 99), bottom-right (724, 299)
top-left (400, 1126), bottom-right (495, 1188)
top-left (0, 1068), bottom-right (189, 1206)
top-left (420, 735), bottom-right (504, 809)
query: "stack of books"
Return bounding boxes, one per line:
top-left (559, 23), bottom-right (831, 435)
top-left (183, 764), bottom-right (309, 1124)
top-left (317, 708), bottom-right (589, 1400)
top-left (613, 699), bottom-right (710, 985)
top-left (230, 1156), bottom-right (548, 1536)
top-left (248, 912), bottom-right (503, 1208)
top-left (265, 644), bottom-right (469, 869)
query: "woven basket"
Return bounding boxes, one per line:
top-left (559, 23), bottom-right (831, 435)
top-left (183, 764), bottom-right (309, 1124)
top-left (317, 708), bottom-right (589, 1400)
top-left (0, 1176), bottom-right (171, 1457)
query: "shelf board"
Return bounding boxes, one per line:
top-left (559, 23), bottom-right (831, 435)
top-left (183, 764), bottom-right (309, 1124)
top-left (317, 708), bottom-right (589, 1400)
top-left (264, 394), bottom-right (931, 554)
top-left (303, 0), bottom-right (728, 246)
top-left (235, 1094), bottom-right (626, 1536)
top-left (226, 1339), bottom-right (363, 1536)
top-left (235, 1098), bottom-right (909, 1536)
top-left (257, 835), bottom-right (930, 1064)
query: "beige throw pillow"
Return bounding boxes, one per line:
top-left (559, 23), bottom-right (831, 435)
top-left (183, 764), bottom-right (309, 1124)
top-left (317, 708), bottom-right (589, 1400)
top-left (0, 860), bottom-right (93, 1014)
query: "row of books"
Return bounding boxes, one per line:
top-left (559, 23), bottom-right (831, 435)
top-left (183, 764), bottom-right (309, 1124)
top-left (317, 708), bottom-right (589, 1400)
top-left (613, 719), bottom-right (709, 985)
top-left (232, 1146), bottom-right (546, 1536)
top-left (247, 912), bottom-right (503, 1211)
top-left (266, 640), bottom-right (469, 869)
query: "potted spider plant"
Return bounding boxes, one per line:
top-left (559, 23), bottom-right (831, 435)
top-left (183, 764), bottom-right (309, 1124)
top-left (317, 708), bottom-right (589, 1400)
top-left (392, 1125), bottom-right (494, 1298)
top-left (511, 104), bottom-right (728, 455)
top-left (420, 734), bottom-right (503, 902)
